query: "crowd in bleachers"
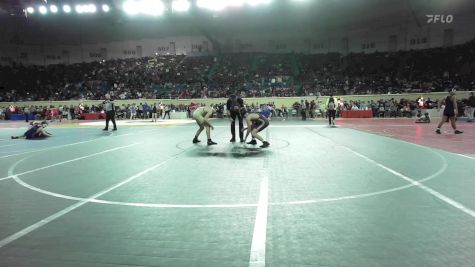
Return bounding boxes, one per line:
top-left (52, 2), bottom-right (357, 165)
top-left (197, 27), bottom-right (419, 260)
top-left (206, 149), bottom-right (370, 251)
top-left (2, 92), bottom-right (475, 122)
top-left (1, 39), bottom-right (475, 104)
top-left (0, 102), bottom-right (206, 121)
top-left (298, 39), bottom-right (475, 96)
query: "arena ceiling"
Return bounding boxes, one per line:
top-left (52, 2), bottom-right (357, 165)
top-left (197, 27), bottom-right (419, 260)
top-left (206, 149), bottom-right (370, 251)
top-left (0, 0), bottom-right (473, 45)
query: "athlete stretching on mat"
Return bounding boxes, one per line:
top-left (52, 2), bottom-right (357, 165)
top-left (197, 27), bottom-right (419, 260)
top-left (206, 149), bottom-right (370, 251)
top-left (242, 108), bottom-right (270, 148)
top-left (192, 106), bottom-right (217, 145)
top-left (11, 121), bottom-right (52, 139)
top-left (436, 88), bottom-right (463, 134)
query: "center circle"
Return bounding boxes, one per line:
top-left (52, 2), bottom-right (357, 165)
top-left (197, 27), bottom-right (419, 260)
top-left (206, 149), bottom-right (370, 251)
top-left (8, 140), bottom-right (447, 209)
top-left (175, 137), bottom-right (291, 151)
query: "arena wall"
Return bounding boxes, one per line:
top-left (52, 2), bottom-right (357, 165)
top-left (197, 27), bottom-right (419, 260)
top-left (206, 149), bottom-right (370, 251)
top-left (1, 92), bottom-right (472, 110)
top-left (1, 2), bottom-right (475, 65)
top-left (0, 36), bottom-right (212, 66)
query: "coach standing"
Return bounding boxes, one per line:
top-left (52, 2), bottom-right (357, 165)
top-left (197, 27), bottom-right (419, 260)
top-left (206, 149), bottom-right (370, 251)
top-left (103, 94), bottom-right (117, 131)
top-left (227, 93), bottom-right (245, 142)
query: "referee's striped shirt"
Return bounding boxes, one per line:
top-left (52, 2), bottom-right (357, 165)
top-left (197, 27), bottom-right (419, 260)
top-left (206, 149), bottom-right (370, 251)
top-left (104, 100), bottom-right (114, 112)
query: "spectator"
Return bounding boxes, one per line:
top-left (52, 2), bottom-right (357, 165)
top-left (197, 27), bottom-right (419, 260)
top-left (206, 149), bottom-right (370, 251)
top-left (466, 92), bottom-right (475, 122)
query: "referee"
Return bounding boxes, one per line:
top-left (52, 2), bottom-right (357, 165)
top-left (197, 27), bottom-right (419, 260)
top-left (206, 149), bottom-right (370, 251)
top-left (103, 94), bottom-right (117, 131)
top-left (226, 94), bottom-right (244, 142)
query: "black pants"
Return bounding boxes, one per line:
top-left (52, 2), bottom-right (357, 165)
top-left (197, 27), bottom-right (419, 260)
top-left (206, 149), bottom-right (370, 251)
top-left (328, 110), bottom-right (336, 124)
top-left (105, 111), bottom-right (117, 130)
top-left (301, 109), bottom-right (307, 120)
top-left (163, 111), bottom-right (171, 119)
top-left (230, 111), bottom-right (244, 140)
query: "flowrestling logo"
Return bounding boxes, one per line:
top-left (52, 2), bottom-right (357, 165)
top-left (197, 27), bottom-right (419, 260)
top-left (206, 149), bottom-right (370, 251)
top-left (426, 14), bottom-right (454, 23)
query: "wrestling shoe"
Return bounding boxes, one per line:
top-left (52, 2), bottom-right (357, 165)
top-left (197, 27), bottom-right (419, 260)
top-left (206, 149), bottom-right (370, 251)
top-left (455, 130), bottom-right (463, 134)
top-left (207, 140), bottom-right (217, 146)
top-left (230, 138), bottom-right (236, 142)
top-left (247, 140), bottom-right (257, 145)
top-left (193, 137), bottom-right (200, 144)
top-left (260, 141), bottom-right (270, 148)
top-left (11, 136), bottom-right (18, 139)
top-left (435, 129), bottom-right (441, 134)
